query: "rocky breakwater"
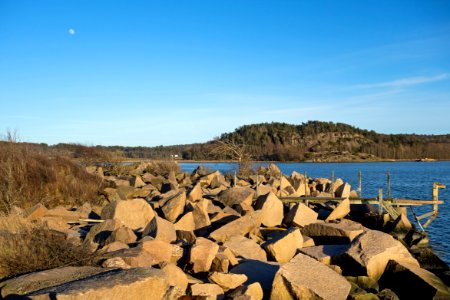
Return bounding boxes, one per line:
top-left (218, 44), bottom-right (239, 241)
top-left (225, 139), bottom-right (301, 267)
top-left (1, 162), bottom-right (449, 299)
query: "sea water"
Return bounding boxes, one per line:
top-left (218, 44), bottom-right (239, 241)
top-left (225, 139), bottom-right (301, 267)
top-left (179, 161), bottom-right (450, 264)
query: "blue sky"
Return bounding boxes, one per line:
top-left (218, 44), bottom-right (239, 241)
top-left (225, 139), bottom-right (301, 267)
top-left (1, 1), bottom-right (449, 146)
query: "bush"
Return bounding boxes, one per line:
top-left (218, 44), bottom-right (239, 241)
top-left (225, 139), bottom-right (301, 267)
top-left (0, 139), bottom-right (103, 213)
top-left (0, 215), bottom-right (96, 279)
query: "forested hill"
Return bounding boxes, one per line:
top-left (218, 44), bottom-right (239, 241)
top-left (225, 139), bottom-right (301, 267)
top-left (49, 121), bottom-right (450, 162)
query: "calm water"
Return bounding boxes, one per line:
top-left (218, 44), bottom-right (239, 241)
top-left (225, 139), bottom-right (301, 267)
top-left (180, 161), bottom-right (450, 264)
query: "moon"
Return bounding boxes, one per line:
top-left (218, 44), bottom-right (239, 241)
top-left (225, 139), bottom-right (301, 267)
top-left (68, 28), bottom-right (76, 35)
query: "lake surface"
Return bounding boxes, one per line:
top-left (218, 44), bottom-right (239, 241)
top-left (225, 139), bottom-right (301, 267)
top-left (179, 161), bottom-right (450, 264)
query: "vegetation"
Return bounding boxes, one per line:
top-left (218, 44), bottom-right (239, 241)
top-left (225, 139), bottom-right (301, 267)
top-left (0, 215), bottom-right (96, 279)
top-left (47, 121), bottom-right (448, 162)
top-left (0, 134), bottom-right (103, 214)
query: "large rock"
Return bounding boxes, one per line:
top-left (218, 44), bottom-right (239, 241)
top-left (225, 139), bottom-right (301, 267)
top-left (230, 260), bottom-right (280, 292)
top-left (0, 267), bottom-right (108, 298)
top-left (191, 283), bottom-right (224, 300)
top-left (137, 239), bottom-right (173, 265)
top-left (105, 226), bottom-right (137, 245)
top-left (218, 186), bottom-right (255, 207)
top-left (224, 235), bottom-right (267, 261)
top-left (190, 237), bottom-right (220, 273)
top-left (298, 244), bottom-right (349, 265)
top-left (111, 248), bottom-right (162, 268)
top-left (325, 198), bottom-right (350, 222)
top-left (174, 211), bottom-right (196, 231)
top-left (188, 182), bottom-right (203, 202)
top-left (209, 272), bottom-right (248, 291)
top-left (284, 203), bottom-right (318, 227)
top-left (83, 219), bottom-right (122, 251)
top-left (301, 219), bottom-right (365, 244)
top-left (263, 228), bottom-right (303, 263)
top-left (270, 253), bottom-right (351, 300)
top-left (143, 216), bottom-right (177, 243)
top-left (379, 259), bottom-right (450, 300)
top-left (161, 191), bottom-right (186, 222)
top-left (228, 282), bottom-right (264, 300)
top-left (192, 198), bottom-right (211, 230)
top-left (209, 211), bottom-right (262, 243)
top-left (160, 262), bottom-right (189, 294)
top-left (26, 268), bottom-right (171, 300)
top-left (336, 230), bottom-right (420, 280)
top-left (101, 199), bottom-right (155, 231)
top-left (335, 182), bottom-right (351, 198)
top-left (254, 192), bottom-right (284, 227)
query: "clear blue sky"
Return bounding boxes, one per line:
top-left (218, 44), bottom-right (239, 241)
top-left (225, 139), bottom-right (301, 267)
top-left (1, 1), bottom-right (449, 146)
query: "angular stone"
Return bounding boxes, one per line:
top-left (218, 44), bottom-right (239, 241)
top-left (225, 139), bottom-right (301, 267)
top-left (190, 237), bottom-right (220, 273)
top-left (160, 262), bottom-right (188, 294)
top-left (83, 219), bottom-right (122, 251)
top-left (193, 198), bottom-right (211, 230)
top-left (191, 283), bottom-right (224, 300)
top-left (299, 244), bottom-right (349, 265)
top-left (254, 192), bottom-right (284, 227)
top-left (209, 211), bottom-right (262, 243)
top-left (268, 163), bottom-right (281, 176)
top-left (101, 241), bottom-right (129, 253)
top-left (270, 253), bottom-right (351, 300)
top-left (174, 211), bottom-right (196, 231)
top-left (131, 175), bottom-right (146, 188)
top-left (326, 198), bottom-right (351, 222)
top-left (105, 226), bottom-right (137, 245)
top-left (161, 191), bottom-right (186, 222)
top-left (137, 239), bottom-right (173, 265)
top-left (176, 230), bottom-right (197, 244)
top-left (230, 260), bottom-right (280, 292)
top-left (337, 230), bottom-right (419, 280)
top-left (0, 267), bottom-right (109, 298)
top-left (112, 248), bottom-right (161, 268)
top-left (143, 216), bottom-right (177, 243)
top-left (223, 235), bottom-right (267, 261)
top-left (23, 203), bottom-right (48, 221)
top-left (218, 186), bottom-right (255, 207)
top-left (284, 203), bottom-right (318, 228)
top-left (211, 253), bottom-right (230, 273)
top-left (301, 219), bottom-right (365, 244)
top-left (228, 282), bottom-right (264, 300)
top-left (188, 182), bottom-right (203, 202)
top-left (101, 199), bottom-right (155, 231)
top-left (102, 257), bottom-right (130, 269)
top-left (26, 268), bottom-right (170, 300)
top-left (209, 272), bottom-right (248, 291)
top-left (380, 259), bottom-right (450, 299)
top-left (220, 246), bottom-right (239, 266)
top-left (335, 182), bottom-right (351, 198)
top-left (262, 227), bottom-right (303, 263)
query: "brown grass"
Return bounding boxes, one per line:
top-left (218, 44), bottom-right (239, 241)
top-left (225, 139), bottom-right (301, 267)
top-left (0, 138), bottom-right (103, 213)
top-left (0, 215), bottom-right (96, 279)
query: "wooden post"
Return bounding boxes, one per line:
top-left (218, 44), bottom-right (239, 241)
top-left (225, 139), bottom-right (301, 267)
top-left (256, 174), bottom-right (259, 198)
top-left (279, 172), bottom-right (283, 197)
top-left (304, 171), bottom-right (308, 197)
top-left (234, 170), bottom-right (237, 187)
top-left (378, 188), bottom-right (383, 215)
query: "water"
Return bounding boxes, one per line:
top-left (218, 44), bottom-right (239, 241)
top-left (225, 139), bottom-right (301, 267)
top-left (179, 161), bottom-right (450, 264)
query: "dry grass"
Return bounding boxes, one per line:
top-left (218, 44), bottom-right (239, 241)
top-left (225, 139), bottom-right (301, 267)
top-left (144, 160), bottom-right (181, 177)
top-left (0, 139), bottom-right (103, 214)
top-left (0, 215), bottom-right (96, 280)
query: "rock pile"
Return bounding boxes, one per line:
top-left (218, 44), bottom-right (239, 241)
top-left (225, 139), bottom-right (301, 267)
top-left (1, 163), bottom-right (449, 300)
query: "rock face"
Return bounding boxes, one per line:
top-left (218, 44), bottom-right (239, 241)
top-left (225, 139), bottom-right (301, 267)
top-left (302, 220), bottom-right (365, 244)
top-left (223, 235), bottom-right (267, 261)
top-left (270, 253), bottom-right (351, 300)
top-left (262, 227), bottom-right (303, 263)
top-left (230, 260), bottom-right (280, 292)
top-left (228, 282), bottom-right (264, 300)
top-left (337, 230), bottom-right (419, 280)
top-left (26, 268), bottom-right (171, 300)
top-left (379, 259), bottom-right (450, 300)
top-left (101, 199), bottom-right (155, 231)
top-left (0, 267), bottom-right (109, 298)
top-left (143, 216), bottom-right (177, 243)
top-left (298, 244), bottom-right (349, 265)
top-left (210, 211), bottom-right (262, 243)
top-left (191, 283), bottom-right (224, 299)
top-left (190, 237), bottom-right (220, 273)
top-left (137, 240), bottom-right (173, 265)
top-left (218, 186), bottom-right (255, 207)
top-left (161, 192), bottom-right (186, 222)
top-left (254, 192), bottom-right (284, 227)
top-left (284, 203), bottom-right (318, 227)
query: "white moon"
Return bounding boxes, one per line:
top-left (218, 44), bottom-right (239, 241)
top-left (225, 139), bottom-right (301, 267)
top-left (68, 28), bottom-right (76, 35)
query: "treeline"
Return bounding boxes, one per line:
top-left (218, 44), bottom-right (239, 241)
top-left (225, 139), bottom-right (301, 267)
top-left (8, 121), bottom-right (450, 161)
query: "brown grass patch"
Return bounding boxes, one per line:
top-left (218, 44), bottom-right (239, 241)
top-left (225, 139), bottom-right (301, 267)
top-left (0, 215), bottom-right (96, 280)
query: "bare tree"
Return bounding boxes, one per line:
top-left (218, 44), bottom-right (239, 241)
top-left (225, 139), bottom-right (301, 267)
top-left (209, 139), bottom-right (253, 175)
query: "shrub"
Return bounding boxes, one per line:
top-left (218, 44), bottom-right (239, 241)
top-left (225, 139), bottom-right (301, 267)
top-left (0, 138), bottom-right (103, 213)
top-left (0, 215), bottom-right (96, 279)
